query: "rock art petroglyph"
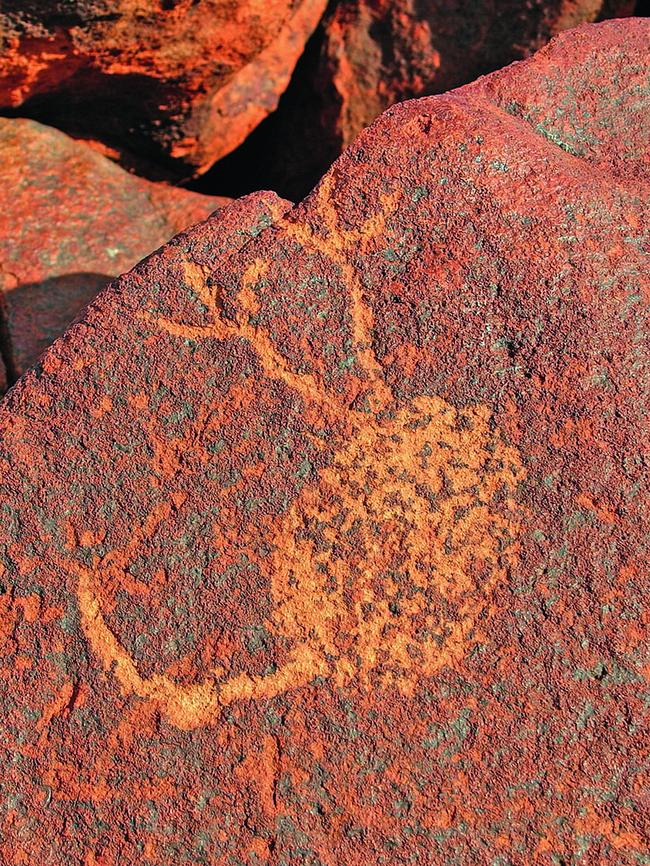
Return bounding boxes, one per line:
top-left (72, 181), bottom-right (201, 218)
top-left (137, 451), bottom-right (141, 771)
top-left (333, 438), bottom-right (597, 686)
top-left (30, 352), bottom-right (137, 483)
top-left (72, 179), bottom-right (525, 728)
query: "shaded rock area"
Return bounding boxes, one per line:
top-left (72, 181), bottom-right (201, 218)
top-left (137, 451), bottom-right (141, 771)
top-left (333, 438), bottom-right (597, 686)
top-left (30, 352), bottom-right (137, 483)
top-left (0, 117), bottom-right (229, 386)
top-left (0, 20), bottom-right (648, 865)
top-left (197, 0), bottom-right (637, 200)
top-left (0, 0), bottom-right (327, 177)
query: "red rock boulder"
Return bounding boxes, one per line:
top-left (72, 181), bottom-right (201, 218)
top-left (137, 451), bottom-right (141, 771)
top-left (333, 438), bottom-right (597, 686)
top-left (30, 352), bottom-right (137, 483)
top-left (0, 0), bottom-right (328, 176)
top-left (209, 0), bottom-right (637, 199)
top-left (0, 117), bottom-right (229, 386)
top-left (0, 19), bottom-right (648, 866)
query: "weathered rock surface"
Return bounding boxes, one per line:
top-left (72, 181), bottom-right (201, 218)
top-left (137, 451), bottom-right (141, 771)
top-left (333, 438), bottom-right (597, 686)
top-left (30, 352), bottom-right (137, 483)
top-left (1, 19), bottom-right (648, 865)
top-left (0, 118), bottom-right (228, 386)
top-left (204, 0), bottom-right (637, 200)
top-left (0, 0), bottom-right (327, 176)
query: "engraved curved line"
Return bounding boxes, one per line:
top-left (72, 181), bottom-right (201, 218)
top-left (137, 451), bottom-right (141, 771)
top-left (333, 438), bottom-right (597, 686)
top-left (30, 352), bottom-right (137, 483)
top-left (71, 396), bottom-right (524, 729)
top-left (76, 563), bottom-right (329, 730)
top-left (145, 184), bottom-right (400, 416)
top-left (75, 562), bottom-right (497, 730)
top-left (74, 188), bottom-right (526, 729)
top-left (277, 178), bottom-right (399, 411)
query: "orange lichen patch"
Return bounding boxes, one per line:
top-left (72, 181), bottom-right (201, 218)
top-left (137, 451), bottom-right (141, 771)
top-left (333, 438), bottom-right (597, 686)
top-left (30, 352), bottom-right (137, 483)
top-left (575, 492), bottom-right (617, 524)
top-left (248, 836), bottom-right (272, 860)
top-left (14, 593), bottom-right (41, 623)
top-left (79, 528), bottom-right (106, 547)
top-left (36, 681), bottom-right (75, 734)
top-left (575, 806), bottom-right (649, 852)
top-left (269, 396), bottom-right (524, 695)
top-left (89, 396), bottom-right (113, 419)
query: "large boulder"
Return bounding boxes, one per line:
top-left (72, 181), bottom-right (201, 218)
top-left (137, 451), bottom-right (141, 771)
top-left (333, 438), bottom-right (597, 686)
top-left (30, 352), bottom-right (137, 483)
top-left (1, 19), bottom-right (648, 865)
top-left (0, 117), bottom-right (228, 386)
top-left (0, 0), bottom-right (327, 176)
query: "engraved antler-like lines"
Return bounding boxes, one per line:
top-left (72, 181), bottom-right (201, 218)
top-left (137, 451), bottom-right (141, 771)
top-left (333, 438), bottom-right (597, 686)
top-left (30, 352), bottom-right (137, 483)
top-left (69, 186), bottom-right (526, 730)
top-left (150, 176), bottom-right (398, 415)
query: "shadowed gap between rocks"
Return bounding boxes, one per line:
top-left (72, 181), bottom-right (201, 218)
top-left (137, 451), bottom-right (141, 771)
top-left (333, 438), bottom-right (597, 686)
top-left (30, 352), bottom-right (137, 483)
top-left (188, 10), bottom-right (342, 203)
top-left (0, 293), bottom-right (17, 384)
top-left (0, 273), bottom-right (113, 386)
top-left (0, 70), bottom-right (184, 183)
top-left (189, 0), bottom-right (648, 203)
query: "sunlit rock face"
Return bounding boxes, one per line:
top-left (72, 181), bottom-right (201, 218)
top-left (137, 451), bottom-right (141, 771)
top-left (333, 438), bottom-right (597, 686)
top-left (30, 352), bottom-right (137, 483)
top-left (0, 20), bottom-right (648, 866)
top-left (0, 0), bottom-right (328, 175)
top-left (0, 116), bottom-right (228, 384)
top-left (314, 0), bottom-right (638, 152)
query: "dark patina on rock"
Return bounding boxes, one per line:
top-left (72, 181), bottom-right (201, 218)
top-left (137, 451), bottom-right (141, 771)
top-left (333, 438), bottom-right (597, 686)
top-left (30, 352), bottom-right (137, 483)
top-left (0, 20), bottom-right (648, 866)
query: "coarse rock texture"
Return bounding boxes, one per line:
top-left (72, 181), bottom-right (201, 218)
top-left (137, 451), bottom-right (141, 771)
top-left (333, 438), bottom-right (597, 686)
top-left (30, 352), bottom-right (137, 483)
top-left (0, 0), bottom-right (327, 176)
top-left (0, 117), bottom-right (229, 387)
top-left (1, 19), bottom-right (649, 865)
top-left (202, 0), bottom-right (637, 200)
